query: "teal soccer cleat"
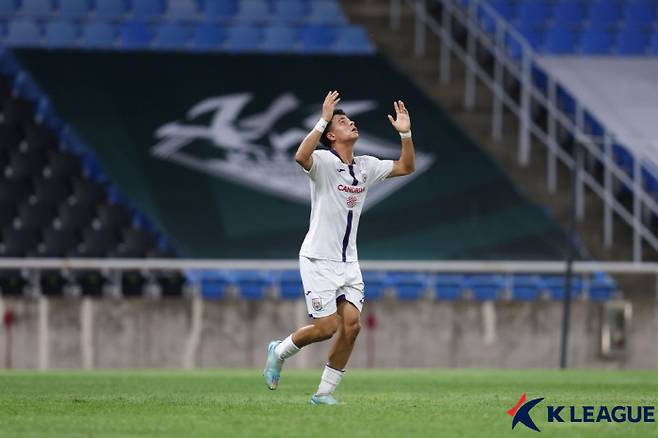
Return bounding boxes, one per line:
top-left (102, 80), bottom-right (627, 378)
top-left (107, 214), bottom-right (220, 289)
top-left (263, 340), bottom-right (283, 390)
top-left (309, 394), bottom-right (341, 405)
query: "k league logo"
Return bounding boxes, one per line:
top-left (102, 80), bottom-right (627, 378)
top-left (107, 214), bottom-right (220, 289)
top-left (150, 93), bottom-right (434, 211)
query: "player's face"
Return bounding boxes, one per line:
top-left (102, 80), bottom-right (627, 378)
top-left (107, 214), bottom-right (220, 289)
top-left (328, 114), bottom-right (359, 144)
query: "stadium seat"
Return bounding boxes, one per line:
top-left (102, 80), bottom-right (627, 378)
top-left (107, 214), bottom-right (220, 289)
top-left (32, 177), bottom-right (70, 205)
top-left (17, 201), bottom-right (55, 229)
top-left (6, 150), bottom-right (47, 179)
top-left (96, 203), bottom-right (132, 229)
top-left (389, 272), bottom-right (427, 300)
top-left (553, 0), bottom-right (584, 26)
top-left (25, 124), bottom-right (58, 152)
top-left (81, 21), bottom-right (116, 48)
top-left (225, 24), bottom-right (262, 52)
top-left (58, 0), bottom-right (90, 18)
top-left (44, 150), bottom-right (83, 179)
top-left (464, 274), bottom-right (505, 300)
top-left (203, 0), bottom-right (237, 20)
top-left (616, 28), bottom-right (648, 55)
top-left (196, 270), bottom-right (232, 299)
top-left (119, 20), bottom-right (153, 48)
top-left (39, 227), bottom-right (77, 257)
top-left (589, 276), bottom-right (615, 300)
top-left (6, 20), bottom-right (42, 47)
top-left (511, 275), bottom-right (540, 301)
top-left (56, 201), bottom-right (96, 230)
top-left (544, 25), bottom-right (577, 54)
top-left (587, 0), bottom-right (620, 28)
top-left (307, 1), bottom-right (345, 24)
top-left (262, 25), bottom-right (297, 52)
top-left (506, 29), bottom-right (542, 59)
top-left (0, 204), bottom-right (15, 230)
top-left (622, 0), bottom-right (655, 29)
top-left (651, 31), bottom-right (658, 56)
top-left (40, 269), bottom-right (67, 295)
top-left (0, 226), bottom-right (39, 256)
top-left (115, 228), bottom-right (155, 257)
top-left (333, 26), bottom-right (373, 54)
top-left (94, 0), bottom-right (127, 19)
top-left (541, 276), bottom-right (582, 300)
top-left (300, 24), bottom-right (334, 52)
top-left (165, 0), bottom-right (198, 21)
top-left (0, 269), bottom-right (27, 295)
top-left (77, 228), bottom-right (116, 257)
top-left (71, 179), bottom-right (106, 204)
top-left (235, 0), bottom-right (269, 22)
top-left (489, 0), bottom-right (515, 19)
top-left (45, 20), bottom-right (79, 48)
top-left (580, 28), bottom-right (613, 54)
top-left (0, 178), bottom-right (31, 204)
top-left (155, 22), bottom-right (189, 49)
top-left (516, 0), bottom-right (551, 27)
top-left (277, 270), bottom-right (303, 299)
top-left (433, 274), bottom-right (462, 300)
top-left (21, 0), bottom-right (54, 18)
top-left (0, 123), bottom-right (23, 152)
top-left (192, 23), bottom-right (226, 50)
top-left (234, 270), bottom-right (272, 300)
top-left (130, 0), bottom-right (164, 21)
top-left (273, 1), bottom-right (306, 23)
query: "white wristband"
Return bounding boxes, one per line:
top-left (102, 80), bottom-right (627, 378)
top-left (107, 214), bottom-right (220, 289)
top-left (399, 130), bottom-right (412, 139)
top-left (314, 118), bottom-right (329, 133)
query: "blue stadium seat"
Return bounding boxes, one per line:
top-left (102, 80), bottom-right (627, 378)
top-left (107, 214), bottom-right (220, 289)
top-left (166, 0), bottom-right (198, 21)
top-left (277, 270), bottom-right (302, 299)
top-left (195, 270), bottom-right (232, 299)
top-left (511, 275), bottom-right (540, 301)
top-left (203, 0), bottom-right (236, 20)
top-left (464, 274), bottom-right (505, 300)
top-left (651, 31), bottom-right (658, 56)
top-left (490, 0), bottom-right (515, 19)
top-left (0, 0), bottom-right (17, 18)
top-left (580, 28), bottom-right (613, 54)
top-left (642, 162), bottom-right (658, 200)
top-left (119, 20), bottom-right (153, 49)
top-left (616, 28), bottom-right (648, 55)
top-left (333, 26), bottom-right (372, 54)
top-left (389, 272), bottom-right (427, 300)
top-left (433, 274), bottom-right (462, 300)
top-left (516, 0), bottom-right (551, 27)
top-left (273, 0), bottom-right (306, 23)
top-left (94, 0), bottom-right (126, 19)
top-left (612, 143), bottom-right (634, 176)
top-left (587, 0), bottom-right (620, 28)
top-left (362, 271), bottom-right (389, 301)
top-left (234, 270), bottom-right (272, 300)
top-left (12, 70), bottom-right (42, 102)
top-left (262, 24), bottom-right (297, 52)
top-left (58, 0), bottom-right (90, 18)
top-left (589, 276), bottom-right (615, 300)
top-left (81, 21), bottom-right (116, 47)
top-left (623, 0), bottom-right (655, 28)
top-left (553, 0), bottom-right (584, 26)
top-left (6, 20), bottom-right (42, 47)
top-left (225, 24), bottom-right (261, 52)
top-left (541, 276), bottom-right (582, 300)
top-left (45, 19), bottom-right (78, 47)
top-left (192, 23), bottom-right (226, 50)
top-left (130, 0), bottom-right (164, 20)
top-left (544, 26), bottom-right (577, 54)
top-left (507, 24), bottom-right (542, 58)
top-left (235, 0), bottom-right (269, 22)
top-left (300, 24), bottom-right (334, 52)
top-left (21, 0), bottom-right (53, 18)
top-left (155, 22), bottom-right (189, 49)
top-left (307, 1), bottom-right (345, 24)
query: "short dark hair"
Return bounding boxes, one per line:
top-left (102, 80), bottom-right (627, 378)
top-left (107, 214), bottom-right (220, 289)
top-left (319, 109), bottom-right (346, 149)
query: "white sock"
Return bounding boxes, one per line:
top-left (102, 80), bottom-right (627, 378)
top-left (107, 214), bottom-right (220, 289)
top-left (274, 334), bottom-right (301, 361)
top-left (315, 364), bottom-right (344, 396)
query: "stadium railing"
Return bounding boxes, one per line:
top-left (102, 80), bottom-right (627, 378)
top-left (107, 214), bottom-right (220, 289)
top-left (390, 0), bottom-right (658, 262)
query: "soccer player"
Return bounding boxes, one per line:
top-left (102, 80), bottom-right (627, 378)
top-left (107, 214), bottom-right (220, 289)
top-left (264, 90), bottom-right (415, 405)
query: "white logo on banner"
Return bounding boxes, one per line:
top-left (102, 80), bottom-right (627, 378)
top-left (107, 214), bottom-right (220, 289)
top-left (151, 92), bottom-right (434, 210)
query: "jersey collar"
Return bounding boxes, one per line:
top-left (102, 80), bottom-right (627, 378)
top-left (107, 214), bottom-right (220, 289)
top-left (329, 148), bottom-right (355, 165)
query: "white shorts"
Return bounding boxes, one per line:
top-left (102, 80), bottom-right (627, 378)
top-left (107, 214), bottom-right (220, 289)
top-left (299, 256), bottom-right (365, 318)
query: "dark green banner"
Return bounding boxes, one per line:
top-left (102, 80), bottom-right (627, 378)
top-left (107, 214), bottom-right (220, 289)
top-left (17, 51), bottom-right (566, 259)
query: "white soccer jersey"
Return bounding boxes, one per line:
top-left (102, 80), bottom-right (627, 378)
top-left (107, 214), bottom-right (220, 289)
top-left (299, 149), bottom-right (394, 262)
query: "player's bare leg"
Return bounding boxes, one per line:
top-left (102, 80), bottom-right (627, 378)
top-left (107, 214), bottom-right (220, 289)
top-left (311, 300), bottom-right (360, 405)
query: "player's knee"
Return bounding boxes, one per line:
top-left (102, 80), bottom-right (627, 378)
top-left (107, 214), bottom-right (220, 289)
top-left (345, 320), bottom-right (361, 341)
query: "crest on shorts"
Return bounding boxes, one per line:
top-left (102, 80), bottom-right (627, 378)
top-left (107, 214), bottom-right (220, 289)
top-left (312, 298), bottom-right (323, 311)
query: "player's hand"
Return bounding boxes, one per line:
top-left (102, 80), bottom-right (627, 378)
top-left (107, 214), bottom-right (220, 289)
top-left (387, 100), bottom-right (411, 133)
top-left (322, 90), bottom-right (340, 122)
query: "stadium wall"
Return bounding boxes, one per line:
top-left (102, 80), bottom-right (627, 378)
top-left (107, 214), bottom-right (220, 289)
top-left (1, 297), bottom-right (656, 369)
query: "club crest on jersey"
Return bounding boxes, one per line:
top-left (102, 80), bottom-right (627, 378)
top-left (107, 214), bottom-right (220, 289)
top-left (347, 195), bottom-right (358, 209)
top-left (312, 298), bottom-right (323, 311)
top-left (151, 92), bottom-right (434, 211)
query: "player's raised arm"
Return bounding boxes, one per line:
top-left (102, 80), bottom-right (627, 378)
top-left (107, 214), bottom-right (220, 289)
top-left (294, 91), bottom-right (341, 171)
top-left (387, 100), bottom-right (416, 178)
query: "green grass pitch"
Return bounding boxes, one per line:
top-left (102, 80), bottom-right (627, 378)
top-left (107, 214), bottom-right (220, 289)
top-left (0, 369), bottom-right (656, 437)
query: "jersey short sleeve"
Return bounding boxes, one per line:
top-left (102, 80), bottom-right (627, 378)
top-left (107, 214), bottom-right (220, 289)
top-left (361, 155), bottom-right (394, 186)
top-left (303, 149), bottom-right (333, 181)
